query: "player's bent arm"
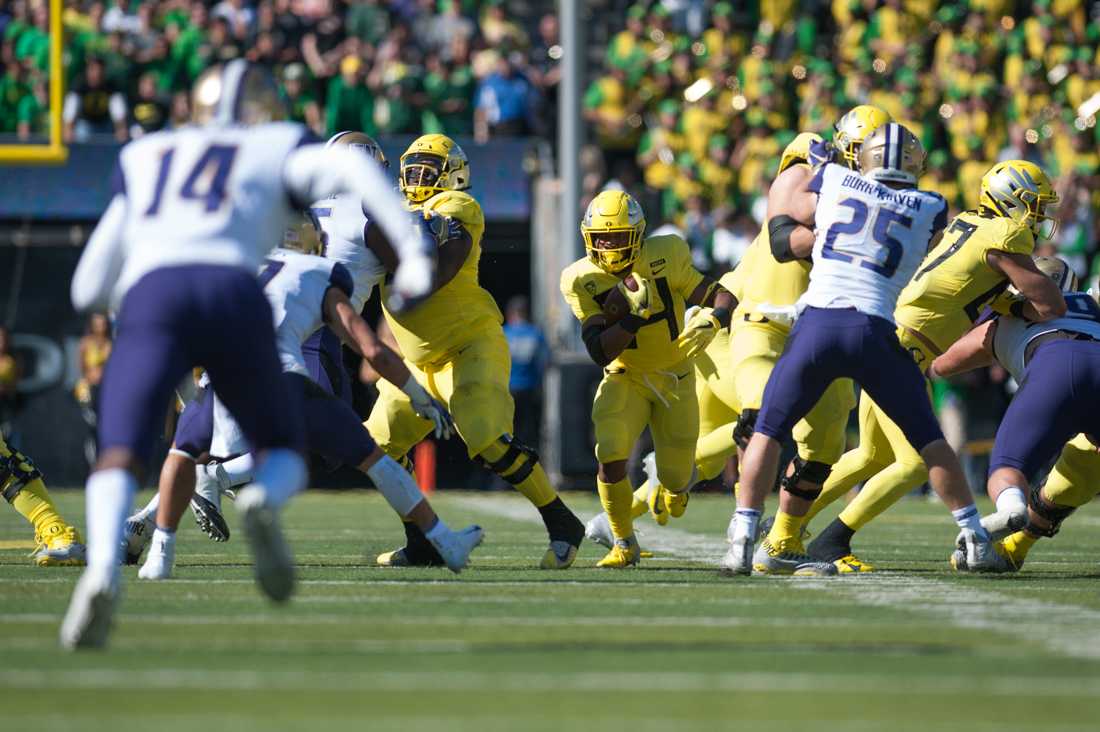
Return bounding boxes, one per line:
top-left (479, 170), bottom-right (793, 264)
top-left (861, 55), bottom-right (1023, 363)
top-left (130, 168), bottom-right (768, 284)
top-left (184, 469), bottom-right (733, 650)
top-left (72, 195), bottom-right (128, 312)
top-left (988, 250), bottom-right (1067, 321)
top-left (433, 224), bottom-right (473, 292)
top-left (581, 314), bottom-right (640, 367)
top-left (766, 165), bottom-right (817, 262)
top-left (688, 280), bottom-right (736, 327)
top-left (929, 321), bottom-right (997, 379)
top-left (323, 288), bottom-right (411, 387)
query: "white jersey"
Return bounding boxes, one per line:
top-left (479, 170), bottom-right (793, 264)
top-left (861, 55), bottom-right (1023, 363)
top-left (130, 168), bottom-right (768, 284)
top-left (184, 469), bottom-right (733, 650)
top-left (109, 122), bottom-right (311, 307)
top-left (799, 163), bottom-right (949, 322)
top-left (992, 292), bottom-right (1100, 381)
top-left (262, 249), bottom-right (353, 375)
top-left (310, 194), bottom-right (386, 314)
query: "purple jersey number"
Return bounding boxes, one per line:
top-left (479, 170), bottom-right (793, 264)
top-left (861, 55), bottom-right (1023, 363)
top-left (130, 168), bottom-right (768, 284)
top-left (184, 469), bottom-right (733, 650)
top-left (822, 197), bottom-right (912, 278)
top-left (144, 144), bottom-right (240, 217)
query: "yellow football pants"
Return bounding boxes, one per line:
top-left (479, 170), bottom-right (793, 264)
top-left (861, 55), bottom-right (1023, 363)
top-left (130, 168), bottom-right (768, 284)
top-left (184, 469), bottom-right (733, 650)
top-left (365, 328), bottom-right (515, 459)
top-left (593, 367), bottom-right (698, 493)
top-left (1043, 433), bottom-right (1100, 508)
top-left (693, 328), bottom-right (741, 481)
top-left (805, 329), bottom-right (936, 530)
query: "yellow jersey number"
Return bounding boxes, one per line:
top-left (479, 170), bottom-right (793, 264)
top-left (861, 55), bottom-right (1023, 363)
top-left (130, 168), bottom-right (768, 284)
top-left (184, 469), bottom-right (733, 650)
top-left (912, 219), bottom-right (1008, 323)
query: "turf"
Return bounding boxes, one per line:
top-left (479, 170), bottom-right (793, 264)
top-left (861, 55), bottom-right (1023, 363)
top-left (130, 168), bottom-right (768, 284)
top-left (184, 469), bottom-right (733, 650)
top-left (2, 489), bottom-right (1100, 731)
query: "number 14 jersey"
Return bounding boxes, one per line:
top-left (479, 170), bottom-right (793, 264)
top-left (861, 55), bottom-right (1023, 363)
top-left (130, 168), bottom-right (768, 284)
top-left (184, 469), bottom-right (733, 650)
top-left (800, 163), bottom-right (948, 322)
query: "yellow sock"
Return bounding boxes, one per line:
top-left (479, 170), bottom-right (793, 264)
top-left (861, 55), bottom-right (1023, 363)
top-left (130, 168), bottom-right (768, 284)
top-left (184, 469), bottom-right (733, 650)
top-left (1002, 531), bottom-right (1037, 563)
top-left (10, 478), bottom-right (67, 535)
top-left (597, 477), bottom-right (634, 540)
top-left (630, 485), bottom-right (649, 519)
top-left (479, 440), bottom-right (558, 507)
top-left (732, 481), bottom-right (740, 501)
top-left (766, 510), bottom-right (803, 546)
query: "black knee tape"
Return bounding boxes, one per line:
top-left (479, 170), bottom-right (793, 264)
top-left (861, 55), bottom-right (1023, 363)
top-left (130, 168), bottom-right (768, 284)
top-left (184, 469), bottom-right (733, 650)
top-left (477, 435), bottom-right (540, 485)
top-left (0, 449), bottom-right (42, 503)
top-left (1028, 483), bottom-right (1075, 537)
top-left (781, 457), bottom-right (829, 501)
top-left (733, 409), bottom-right (758, 450)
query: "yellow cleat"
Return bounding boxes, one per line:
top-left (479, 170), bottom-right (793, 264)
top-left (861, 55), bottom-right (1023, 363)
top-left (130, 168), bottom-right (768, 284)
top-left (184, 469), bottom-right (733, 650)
top-left (752, 538), bottom-right (837, 576)
top-left (665, 490), bottom-right (689, 519)
top-left (647, 484), bottom-right (670, 526)
top-left (376, 549), bottom-right (411, 567)
top-left (596, 538), bottom-right (640, 568)
top-left (540, 541), bottom-right (578, 569)
top-left (834, 554), bottom-right (874, 573)
top-left (32, 525), bottom-right (86, 567)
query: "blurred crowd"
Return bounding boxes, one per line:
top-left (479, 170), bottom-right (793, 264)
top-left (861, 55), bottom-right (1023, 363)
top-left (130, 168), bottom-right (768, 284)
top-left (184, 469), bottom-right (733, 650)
top-left (0, 0), bottom-right (560, 143)
top-left (584, 0), bottom-right (1100, 286)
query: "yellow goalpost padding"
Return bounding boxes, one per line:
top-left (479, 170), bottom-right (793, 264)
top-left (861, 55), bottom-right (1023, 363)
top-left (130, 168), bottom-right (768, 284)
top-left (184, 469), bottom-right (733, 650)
top-left (0, 0), bottom-right (67, 165)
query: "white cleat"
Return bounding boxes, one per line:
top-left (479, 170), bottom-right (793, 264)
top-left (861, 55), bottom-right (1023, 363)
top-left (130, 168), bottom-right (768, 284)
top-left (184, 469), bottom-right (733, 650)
top-left (981, 508), bottom-right (1028, 542)
top-left (427, 525), bottom-right (485, 574)
top-left (120, 516), bottom-right (154, 566)
top-left (191, 463), bottom-right (231, 542)
top-left (957, 528), bottom-right (999, 573)
top-left (59, 569), bottom-right (119, 651)
top-left (752, 540), bottom-right (838, 576)
top-left (719, 535), bottom-right (754, 576)
top-left (138, 532), bottom-right (176, 580)
top-left (237, 486), bottom-right (295, 603)
top-left (585, 512), bottom-right (615, 549)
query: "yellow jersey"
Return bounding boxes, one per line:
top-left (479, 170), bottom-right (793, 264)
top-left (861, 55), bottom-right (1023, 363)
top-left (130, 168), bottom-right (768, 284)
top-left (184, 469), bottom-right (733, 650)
top-left (382, 190), bottom-right (504, 367)
top-left (561, 234), bottom-right (704, 373)
top-left (729, 227), bottom-right (811, 335)
top-left (895, 210), bottom-right (1035, 354)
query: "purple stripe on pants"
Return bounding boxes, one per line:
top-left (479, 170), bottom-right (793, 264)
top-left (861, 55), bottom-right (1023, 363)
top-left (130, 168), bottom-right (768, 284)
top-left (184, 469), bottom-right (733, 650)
top-left (990, 339), bottom-right (1100, 480)
top-left (98, 265), bottom-right (305, 465)
top-left (756, 306), bottom-right (942, 452)
top-left (173, 385), bottom-right (214, 460)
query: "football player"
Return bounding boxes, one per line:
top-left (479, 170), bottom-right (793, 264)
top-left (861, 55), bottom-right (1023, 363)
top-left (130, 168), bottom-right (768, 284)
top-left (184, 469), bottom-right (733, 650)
top-left (800, 160), bottom-right (1067, 571)
top-left (1, 435), bottom-right (85, 565)
top-left (720, 123), bottom-right (998, 577)
top-left (366, 134), bottom-right (586, 569)
top-left (931, 257), bottom-right (1100, 572)
top-left (62, 60), bottom-right (431, 649)
top-left (561, 189), bottom-right (735, 567)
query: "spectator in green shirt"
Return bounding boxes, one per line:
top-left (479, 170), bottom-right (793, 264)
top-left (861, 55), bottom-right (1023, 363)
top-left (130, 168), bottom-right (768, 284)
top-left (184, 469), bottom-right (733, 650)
top-left (280, 63), bottom-right (322, 135)
top-left (16, 4), bottom-right (50, 73)
top-left (0, 60), bottom-right (31, 134)
top-left (325, 54), bottom-right (374, 137)
top-left (16, 79), bottom-right (47, 140)
top-left (422, 53), bottom-right (473, 136)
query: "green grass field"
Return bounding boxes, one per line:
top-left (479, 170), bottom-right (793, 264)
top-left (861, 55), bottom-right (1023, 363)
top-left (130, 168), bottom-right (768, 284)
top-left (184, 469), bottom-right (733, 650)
top-left (3, 489), bottom-right (1100, 731)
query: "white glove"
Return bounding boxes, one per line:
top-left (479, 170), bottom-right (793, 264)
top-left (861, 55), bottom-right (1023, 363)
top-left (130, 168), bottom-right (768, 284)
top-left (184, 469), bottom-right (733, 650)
top-left (401, 376), bottom-right (455, 439)
top-left (756, 303), bottom-right (799, 326)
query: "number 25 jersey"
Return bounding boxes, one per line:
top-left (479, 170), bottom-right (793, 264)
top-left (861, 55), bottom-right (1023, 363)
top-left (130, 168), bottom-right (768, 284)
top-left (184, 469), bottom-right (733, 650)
top-left (800, 163), bottom-right (948, 322)
top-left (560, 234), bottom-right (704, 373)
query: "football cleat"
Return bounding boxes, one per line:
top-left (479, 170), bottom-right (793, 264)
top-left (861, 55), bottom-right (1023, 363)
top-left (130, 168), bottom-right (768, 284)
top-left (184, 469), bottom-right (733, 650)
top-left (951, 537), bottom-right (1020, 574)
top-left (980, 508), bottom-right (1029, 542)
top-left (138, 531), bottom-right (176, 580)
top-left (757, 515), bottom-right (811, 545)
top-left (596, 537), bottom-right (640, 568)
top-left (666, 490), bottom-right (689, 519)
top-left (719, 534), bottom-right (754, 576)
top-left (59, 569), bottom-right (119, 650)
top-left (539, 499), bottom-right (585, 569)
top-left (540, 540), bottom-right (578, 569)
top-left (954, 528), bottom-right (1004, 573)
top-left (119, 516), bottom-right (153, 566)
top-left (376, 547), bottom-right (446, 568)
top-left (237, 486), bottom-right (295, 603)
top-left (585, 512), bottom-right (615, 549)
top-left (426, 525), bottom-right (484, 574)
top-left (33, 524), bottom-right (87, 567)
top-left (834, 554), bottom-right (874, 573)
top-left (191, 462), bottom-right (231, 541)
top-left (753, 538), bottom-right (838, 576)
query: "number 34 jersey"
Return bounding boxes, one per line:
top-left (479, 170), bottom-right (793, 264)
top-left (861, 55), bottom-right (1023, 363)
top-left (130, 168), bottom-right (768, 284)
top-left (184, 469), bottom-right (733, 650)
top-left (113, 121), bottom-right (312, 304)
top-left (561, 234), bottom-right (704, 373)
top-left (800, 163), bottom-right (948, 322)
top-left (895, 211), bottom-right (1035, 354)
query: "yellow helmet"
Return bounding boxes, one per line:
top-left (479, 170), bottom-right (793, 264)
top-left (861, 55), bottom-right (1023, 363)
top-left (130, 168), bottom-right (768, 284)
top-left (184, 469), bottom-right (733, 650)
top-left (858, 122), bottom-right (926, 186)
top-left (191, 60), bottom-right (286, 126)
top-left (979, 160), bottom-right (1060, 239)
top-left (282, 211), bottom-right (326, 256)
top-left (834, 105), bottom-right (891, 169)
top-left (581, 190), bottom-right (646, 274)
top-left (778, 132), bottom-right (824, 174)
top-left (399, 134), bottom-right (471, 204)
top-left (327, 130), bottom-right (388, 169)
top-left (1032, 255), bottom-right (1078, 292)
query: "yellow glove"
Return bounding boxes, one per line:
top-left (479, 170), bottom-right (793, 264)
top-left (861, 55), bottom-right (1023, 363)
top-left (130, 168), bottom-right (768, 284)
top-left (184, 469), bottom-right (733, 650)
top-left (675, 307), bottom-right (722, 361)
top-left (617, 275), bottom-right (653, 319)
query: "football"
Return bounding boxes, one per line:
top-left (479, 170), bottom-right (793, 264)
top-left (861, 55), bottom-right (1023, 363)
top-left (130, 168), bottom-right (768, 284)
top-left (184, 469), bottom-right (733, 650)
top-left (601, 275), bottom-right (638, 323)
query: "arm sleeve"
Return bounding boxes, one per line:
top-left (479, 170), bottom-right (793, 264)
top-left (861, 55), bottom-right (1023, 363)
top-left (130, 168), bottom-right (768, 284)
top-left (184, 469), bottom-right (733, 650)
top-left (283, 144), bottom-right (427, 264)
top-left (71, 195), bottom-right (128, 312)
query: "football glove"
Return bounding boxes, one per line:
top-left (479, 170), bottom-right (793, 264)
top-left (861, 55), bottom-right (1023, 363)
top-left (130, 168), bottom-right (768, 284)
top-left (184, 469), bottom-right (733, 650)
top-left (756, 303), bottom-right (799, 326)
top-left (675, 307), bottom-right (722, 361)
top-left (617, 275), bottom-right (653, 319)
top-left (401, 377), bottom-right (455, 440)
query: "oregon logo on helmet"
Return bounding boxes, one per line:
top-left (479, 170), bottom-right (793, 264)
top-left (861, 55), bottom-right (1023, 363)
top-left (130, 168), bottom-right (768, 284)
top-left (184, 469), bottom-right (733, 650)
top-left (581, 190), bottom-right (646, 274)
top-left (980, 160), bottom-right (1059, 239)
top-left (399, 134), bottom-right (471, 204)
top-left (833, 105), bottom-right (891, 169)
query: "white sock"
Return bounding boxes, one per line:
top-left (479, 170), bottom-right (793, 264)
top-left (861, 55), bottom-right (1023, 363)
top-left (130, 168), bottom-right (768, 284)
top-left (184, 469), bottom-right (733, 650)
top-left (151, 526), bottom-right (176, 551)
top-left (733, 508), bottom-right (761, 541)
top-left (133, 492), bottom-right (160, 523)
top-left (424, 518), bottom-right (450, 541)
top-left (952, 504), bottom-right (987, 537)
top-left (366, 455), bottom-right (426, 517)
top-left (85, 468), bottom-right (137, 573)
top-left (251, 448), bottom-right (307, 508)
top-left (219, 453), bottom-right (255, 488)
top-left (995, 487), bottom-right (1027, 515)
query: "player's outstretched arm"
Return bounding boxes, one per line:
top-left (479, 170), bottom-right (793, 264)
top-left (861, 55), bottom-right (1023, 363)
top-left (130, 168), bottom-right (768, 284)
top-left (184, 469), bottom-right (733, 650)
top-left (766, 165), bottom-right (817, 262)
top-left (988, 251), bottom-right (1067, 322)
top-left (72, 195), bottom-right (128, 312)
top-left (928, 320), bottom-right (996, 379)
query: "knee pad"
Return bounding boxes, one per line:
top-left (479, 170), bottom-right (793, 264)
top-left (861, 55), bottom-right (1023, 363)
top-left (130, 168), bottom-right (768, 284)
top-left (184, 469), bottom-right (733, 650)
top-left (1028, 482), bottom-right (1076, 538)
top-left (0, 448), bottom-right (42, 502)
top-left (476, 435), bottom-right (539, 485)
top-left (781, 457), bottom-right (831, 501)
top-left (733, 409), bottom-right (758, 450)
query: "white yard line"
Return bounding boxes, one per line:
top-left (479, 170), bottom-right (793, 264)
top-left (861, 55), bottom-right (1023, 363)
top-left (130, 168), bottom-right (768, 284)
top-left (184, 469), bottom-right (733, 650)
top-left (458, 495), bottom-right (1100, 660)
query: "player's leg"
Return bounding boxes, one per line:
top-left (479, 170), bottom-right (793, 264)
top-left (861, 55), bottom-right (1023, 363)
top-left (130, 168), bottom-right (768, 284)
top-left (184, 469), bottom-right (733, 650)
top-left (592, 372), bottom-right (650, 567)
top-left (448, 334), bottom-right (584, 569)
top-left (646, 371), bottom-right (700, 526)
top-left (2, 441), bottom-right (85, 566)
